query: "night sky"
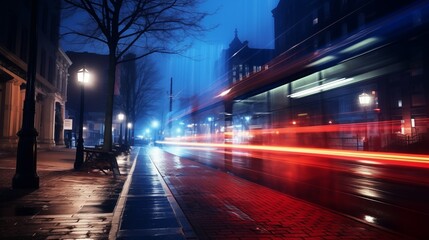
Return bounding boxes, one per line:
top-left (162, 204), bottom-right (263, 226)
top-left (161, 0), bottom-right (278, 106)
top-left (60, 0), bottom-right (279, 125)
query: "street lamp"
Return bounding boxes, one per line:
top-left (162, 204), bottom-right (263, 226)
top-left (12, 0), bottom-right (40, 188)
top-left (208, 117), bottom-right (213, 134)
top-left (152, 120), bottom-right (159, 144)
top-left (359, 92), bottom-right (372, 107)
top-left (118, 113), bottom-right (125, 145)
top-left (359, 92), bottom-right (372, 150)
top-left (127, 122), bottom-right (132, 145)
top-left (74, 67), bottom-right (91, 170)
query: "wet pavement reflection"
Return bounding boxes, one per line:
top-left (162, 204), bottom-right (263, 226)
top-left (162, 145), bottom-right (429, 239)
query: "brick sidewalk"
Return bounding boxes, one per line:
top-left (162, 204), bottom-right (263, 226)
top-left (149, 148), bottom-right (408, 240)
top-left (0, 147), bottom-right (135, 240)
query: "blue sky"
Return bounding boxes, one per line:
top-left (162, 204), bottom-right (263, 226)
top-left (60, 0), bottom-right (280, 121)
top-left (162, 0), bottom-right (279, 102)
top-left (199, 0), bottom-right (278, 48)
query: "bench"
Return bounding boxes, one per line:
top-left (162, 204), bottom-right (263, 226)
top-left (83, 148), bottom-right (120, 177)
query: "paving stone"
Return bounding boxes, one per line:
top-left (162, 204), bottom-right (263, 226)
top-left (149, 149), bottom-right (409, 240)
top-left (0, 148), bottom-right (135, 240)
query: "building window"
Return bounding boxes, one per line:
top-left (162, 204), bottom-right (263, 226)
top-left (313, 17), bottom-right (319, 25)
top-left (313, 10), bottom-right (318, 26)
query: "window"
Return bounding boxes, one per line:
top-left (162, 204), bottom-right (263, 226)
top-left (312, 10), bottom-right (318, 25)
top-left (245, 65), bottom-right (249, 77)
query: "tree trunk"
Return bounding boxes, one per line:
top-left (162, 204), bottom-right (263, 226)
top-left (102, 50), bottom-right (117, 152)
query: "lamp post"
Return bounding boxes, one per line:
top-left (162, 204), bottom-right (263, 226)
top-left (12, 0), bottom-right (39, 189)
top-left (127, 122), bottom-right (132, 145)
top-left (152, 120), bottom-right (159, 144)
top-left (359, 92), bottom-right (372, 151)
top-left (208, 117), bottom-right (213, 134)
top-left (74, 67), bottom-right (90, 170)
top-left (118, 113), bottom-right (125, 145)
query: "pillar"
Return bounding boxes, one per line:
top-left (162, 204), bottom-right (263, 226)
top-left (0, 79), bottom-right (22, 150)
top-left (38, 94), bottom-right (56, 149)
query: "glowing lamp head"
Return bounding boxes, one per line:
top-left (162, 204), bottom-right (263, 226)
top-left (77, 67), bottom-right (90, 84)
top-left (359, 92), bottom-right (372, 107)
top-left (118, 113), bottom-right (125, 121)
top-left (151, 120), bottom-right (159, 128)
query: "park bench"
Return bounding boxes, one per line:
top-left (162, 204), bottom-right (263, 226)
top-left (83, 148), bottom-right (120, 177)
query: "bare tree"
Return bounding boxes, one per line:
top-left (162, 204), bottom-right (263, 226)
top-left (62, 0), bottom-right (209, 151)
top-left (117, 54), bottom-right (162, 143)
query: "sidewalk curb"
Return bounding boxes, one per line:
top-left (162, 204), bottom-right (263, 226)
top-left (109, 148), bottom-right (140, 240)
top-left (148, 147), bottom-right (197, 240)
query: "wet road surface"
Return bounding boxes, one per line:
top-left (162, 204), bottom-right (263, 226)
top-left (161, 145), bottom-right (429, 239)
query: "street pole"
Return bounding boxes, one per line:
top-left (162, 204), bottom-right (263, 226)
top-left (124, 122), bottom-right (128, 146)
top-left (119, 123), bottom-right (123, 145)
top-left (169, 77), bottom-right (173, 136)
top-left (169, 77), bottom-right (173, 112)
top-left (74, 79), bottom-right (85, 170)
top-left (126, 123), bottom-right (132, 146)
top-left (117, 113), bottom-right (124, 146)
top-left (13, 0), bottom-right (40, 189)
top-left (359, 92), bottom-right (372, 151)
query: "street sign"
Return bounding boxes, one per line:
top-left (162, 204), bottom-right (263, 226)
top-left (64, 119), bottom-right (73, 130)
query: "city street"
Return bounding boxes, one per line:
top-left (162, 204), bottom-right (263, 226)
top-left (0, 146), bottom-right (412, 239)
top-left (2, 0), bottom-right (429, 239)
top-left (161, 145), bottom-right (429, 239)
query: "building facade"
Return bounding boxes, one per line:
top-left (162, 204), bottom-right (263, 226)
top-left (0, 0), bottom-right (71, 150)
top-left (174, 0), bottom-right (429, 153)
top-left (224, 30), bottom-right (274, 85)
top-left (272, 0), bottom-right (418, 56)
